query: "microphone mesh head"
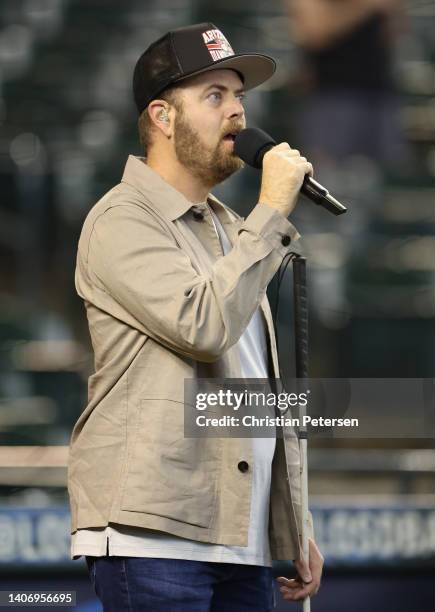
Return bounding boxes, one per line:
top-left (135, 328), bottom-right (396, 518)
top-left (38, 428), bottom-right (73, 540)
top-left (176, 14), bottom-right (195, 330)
top-left (234, 127), bottom-right (276, 168)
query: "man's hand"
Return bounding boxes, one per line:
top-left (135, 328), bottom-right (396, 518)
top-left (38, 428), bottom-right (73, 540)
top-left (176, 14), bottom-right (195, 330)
top-left (258, 142), bottom-right (313, 218)
top-left (276, 538), bottom-right (324, 603)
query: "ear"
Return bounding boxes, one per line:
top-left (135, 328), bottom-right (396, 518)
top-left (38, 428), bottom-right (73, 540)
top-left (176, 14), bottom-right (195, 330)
top-left (148, 100), bottom-right (173, 137)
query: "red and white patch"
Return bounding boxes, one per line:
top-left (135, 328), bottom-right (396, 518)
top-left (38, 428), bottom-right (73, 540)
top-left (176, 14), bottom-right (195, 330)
top-left (202, 29), bottom-right (234, 61)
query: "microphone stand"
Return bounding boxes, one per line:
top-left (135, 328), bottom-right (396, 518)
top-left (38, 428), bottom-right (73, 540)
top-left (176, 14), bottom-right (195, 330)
top-left (292, 255), bottom-right (311, 612)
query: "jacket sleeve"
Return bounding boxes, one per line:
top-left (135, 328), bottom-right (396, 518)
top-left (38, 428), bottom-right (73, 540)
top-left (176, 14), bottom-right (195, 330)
top-left (83, 202), bottom-right (300, 362)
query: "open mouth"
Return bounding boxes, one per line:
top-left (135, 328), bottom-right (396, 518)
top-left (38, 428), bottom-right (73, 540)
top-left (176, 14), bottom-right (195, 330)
top-left (222, 127), bottom-right (243, 142)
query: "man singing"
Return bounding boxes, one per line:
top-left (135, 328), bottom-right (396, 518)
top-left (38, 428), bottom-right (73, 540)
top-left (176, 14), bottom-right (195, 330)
top-left (68, 22), bottom-right (323, 611)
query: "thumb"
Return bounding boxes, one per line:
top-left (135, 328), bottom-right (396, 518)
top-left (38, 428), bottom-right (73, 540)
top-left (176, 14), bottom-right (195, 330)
top-left (295, 556), bottom-right (312, 583)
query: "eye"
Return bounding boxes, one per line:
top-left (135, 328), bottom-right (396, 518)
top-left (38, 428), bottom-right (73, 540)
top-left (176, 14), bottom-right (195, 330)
top-left (236, 93), bottom-right (246, 103)
top-left (208, 91), bottom-right (222, 103)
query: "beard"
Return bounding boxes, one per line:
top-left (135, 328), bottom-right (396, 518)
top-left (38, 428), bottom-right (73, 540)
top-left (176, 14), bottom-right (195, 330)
top-left (173, 107), bottom-right (244, 188)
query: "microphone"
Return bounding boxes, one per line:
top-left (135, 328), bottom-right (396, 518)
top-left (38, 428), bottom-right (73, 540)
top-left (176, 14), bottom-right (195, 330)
top-left (234, 127), bottom-right (347, 216)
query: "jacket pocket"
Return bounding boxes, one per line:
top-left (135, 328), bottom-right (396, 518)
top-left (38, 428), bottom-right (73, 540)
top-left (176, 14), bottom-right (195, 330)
top-left (120, 399), bottom-right (221, 529)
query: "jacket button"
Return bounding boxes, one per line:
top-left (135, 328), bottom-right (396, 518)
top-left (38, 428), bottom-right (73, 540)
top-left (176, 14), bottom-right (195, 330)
top-left (193, 211), bottom-right (204, 221)
top-left (281, 235), bottom-right (291, 246)
top-left (237, 461), bottom-right (249, 473)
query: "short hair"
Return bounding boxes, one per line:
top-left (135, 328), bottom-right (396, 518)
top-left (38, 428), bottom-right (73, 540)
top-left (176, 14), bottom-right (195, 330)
top-left (137, 86), bottom-right (182, 157)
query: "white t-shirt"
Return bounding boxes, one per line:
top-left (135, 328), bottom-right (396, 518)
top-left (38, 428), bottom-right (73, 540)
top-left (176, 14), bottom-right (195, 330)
top-left (71, 205), bottom-right (276, 566)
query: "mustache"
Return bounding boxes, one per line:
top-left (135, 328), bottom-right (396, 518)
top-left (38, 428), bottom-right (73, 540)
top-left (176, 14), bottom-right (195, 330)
top-left (221, 123), bottom-right (245, 138)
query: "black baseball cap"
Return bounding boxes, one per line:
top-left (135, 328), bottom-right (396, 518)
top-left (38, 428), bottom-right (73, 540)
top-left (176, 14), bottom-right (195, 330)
top-left (133, 23), bottom-right (276, 115)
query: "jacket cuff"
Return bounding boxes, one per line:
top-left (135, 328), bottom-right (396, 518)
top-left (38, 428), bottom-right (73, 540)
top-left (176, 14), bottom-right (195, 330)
top-left (238, 203), bottom-right (300, 257)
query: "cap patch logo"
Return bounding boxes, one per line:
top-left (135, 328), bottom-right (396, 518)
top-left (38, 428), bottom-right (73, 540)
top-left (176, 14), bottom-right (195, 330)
top-left (202, 29), bottom-right (234, 61)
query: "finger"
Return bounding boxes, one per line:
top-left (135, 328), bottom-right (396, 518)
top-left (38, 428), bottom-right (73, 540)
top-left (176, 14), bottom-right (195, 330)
top-left (291, 157), bottom-right (310, 167)
top-left (285, 149), bottom-right (301, 157)
top-left (280, 583), bottom-right (319, 601)
top-left (282, 150), bottom-right (314, 174)
top-left (280, 586), bottom-right (311, 601)
top-left (279, 151), bottom-right (304, 161)
top-left (283, 156), bottom-right (312, 174)
top-left (291, 160), bottom-right (313, 177)
top-left (276, 577), bottom-right (302, 589)
top-left (274, 142), bottom-right (291, 150)
top-left (276, 576), bottom-right (304, 586)
top-left (298, 161), bottom-right (314, 177)
top-left (281, 591), bottom-right (310, 602)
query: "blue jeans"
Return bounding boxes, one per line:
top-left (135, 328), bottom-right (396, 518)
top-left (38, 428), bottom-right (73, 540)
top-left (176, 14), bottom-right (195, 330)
top-left (86, 556), bottom-right (275, 611)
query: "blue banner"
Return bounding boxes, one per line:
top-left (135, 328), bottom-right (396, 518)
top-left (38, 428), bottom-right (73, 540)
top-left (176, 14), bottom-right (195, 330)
top-left (1, 505), bottom-right (435, 567)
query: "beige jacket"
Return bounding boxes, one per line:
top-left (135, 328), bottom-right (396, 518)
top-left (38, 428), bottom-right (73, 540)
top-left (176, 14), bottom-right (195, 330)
top-left (68, 155), bottom-right (313, 561)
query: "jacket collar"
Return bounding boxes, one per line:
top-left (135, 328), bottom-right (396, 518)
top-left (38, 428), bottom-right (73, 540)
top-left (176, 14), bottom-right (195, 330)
top-left (121, 155), bottom-right (232, 222)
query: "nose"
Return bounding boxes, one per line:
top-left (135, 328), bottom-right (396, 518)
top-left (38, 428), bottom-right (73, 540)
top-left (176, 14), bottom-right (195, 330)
top-left (226, 97), bottom-right (245, 120)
